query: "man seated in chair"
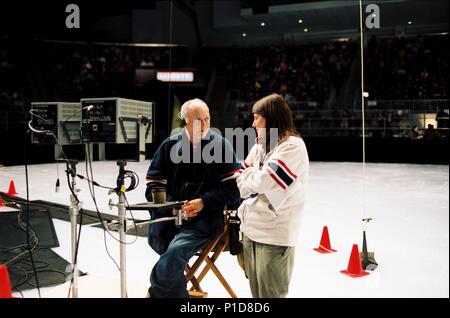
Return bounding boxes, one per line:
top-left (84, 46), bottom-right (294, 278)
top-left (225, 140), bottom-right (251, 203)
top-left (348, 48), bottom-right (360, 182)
top-left (145, 98), bottom-right (241, 298)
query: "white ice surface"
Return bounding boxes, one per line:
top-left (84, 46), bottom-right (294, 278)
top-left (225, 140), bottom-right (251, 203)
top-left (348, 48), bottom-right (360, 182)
top-left (1, 161), bottom-right (448, 298)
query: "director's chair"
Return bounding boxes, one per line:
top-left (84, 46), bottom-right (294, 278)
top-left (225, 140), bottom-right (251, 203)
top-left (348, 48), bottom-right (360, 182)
top-left (184, 209), bottom-right (239, 298)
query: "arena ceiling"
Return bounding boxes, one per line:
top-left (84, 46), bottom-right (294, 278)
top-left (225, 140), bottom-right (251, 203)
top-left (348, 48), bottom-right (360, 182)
top-left (213, 0), bottom-right (449, 42)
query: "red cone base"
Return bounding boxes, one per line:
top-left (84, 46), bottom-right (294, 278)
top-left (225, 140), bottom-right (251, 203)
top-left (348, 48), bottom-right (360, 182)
top-left (7, 180), bottom-right (18, 196)
top-left (0, 197), bottom-right (4, 207)
top-left (313, 226), bottom-right (337, 253)
top-left (0, 264), bottom-right (13, 298)
top-left (340, 244), bottom-right (370, 278)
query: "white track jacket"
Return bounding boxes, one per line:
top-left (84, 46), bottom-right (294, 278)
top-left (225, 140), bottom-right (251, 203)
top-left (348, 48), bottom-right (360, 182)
top-left (237, 136), bottom-right (309, 246)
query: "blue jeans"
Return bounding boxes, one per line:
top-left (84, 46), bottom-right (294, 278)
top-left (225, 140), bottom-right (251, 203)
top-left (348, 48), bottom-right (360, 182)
top-left (149, 227), bottom-right (210, 298)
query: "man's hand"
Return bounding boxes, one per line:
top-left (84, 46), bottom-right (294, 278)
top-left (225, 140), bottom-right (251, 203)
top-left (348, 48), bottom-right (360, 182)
top-left (182, 198), bottom-right (205, 218)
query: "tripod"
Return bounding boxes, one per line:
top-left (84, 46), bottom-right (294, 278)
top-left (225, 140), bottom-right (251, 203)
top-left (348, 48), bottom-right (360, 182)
top-left (107, 201), bottom-right (187, 297)
top-left (107, 160), bottom-right (129, 298)
top-left (66, 160), bottom-right (82, 298)
top-left (107, 161), bottom-right (189, 297)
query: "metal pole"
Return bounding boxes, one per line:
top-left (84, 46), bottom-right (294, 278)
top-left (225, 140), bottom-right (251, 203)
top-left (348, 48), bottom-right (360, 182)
top-left (139, 118), bottom-right (146, 163)
top-left (116, 160), bottom-right (128, 298)
top-left (68, 163), bottom-right (81, 298)
top-left (98, 143), bottom-right (106, 161)
top-left (54, 145), bottom-right (63, 161)
top-left (118, 190), bottom-right (127, 298)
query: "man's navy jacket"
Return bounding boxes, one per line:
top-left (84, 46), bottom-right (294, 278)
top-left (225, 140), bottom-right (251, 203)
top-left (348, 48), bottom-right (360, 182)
top-left (145, 129), bottom-right (241, 255)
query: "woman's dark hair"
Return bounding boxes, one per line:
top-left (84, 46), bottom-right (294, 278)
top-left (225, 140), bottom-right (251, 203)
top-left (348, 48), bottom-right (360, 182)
top-left (252, 93), bottom-right (299, 151)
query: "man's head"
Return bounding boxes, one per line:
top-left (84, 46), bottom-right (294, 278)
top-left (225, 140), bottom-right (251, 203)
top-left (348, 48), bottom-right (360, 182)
top-left (179, 98), bottom-right (210, 143)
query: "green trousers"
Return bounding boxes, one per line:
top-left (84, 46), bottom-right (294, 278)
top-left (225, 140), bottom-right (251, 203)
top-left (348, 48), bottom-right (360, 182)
top-left (242, 235), bottom-right (295, 298)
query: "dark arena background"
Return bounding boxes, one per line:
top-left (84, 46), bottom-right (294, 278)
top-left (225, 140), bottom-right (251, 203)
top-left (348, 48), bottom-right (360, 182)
top-left (0, 0), bottom-right (448, 303)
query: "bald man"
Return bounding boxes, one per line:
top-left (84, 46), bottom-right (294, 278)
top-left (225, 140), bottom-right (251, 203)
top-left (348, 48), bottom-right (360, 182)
top-left (145, 98), bottom-right (241, 298)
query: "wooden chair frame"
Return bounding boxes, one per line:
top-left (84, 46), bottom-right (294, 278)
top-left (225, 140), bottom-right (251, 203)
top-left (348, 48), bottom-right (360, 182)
top-left (184, 211), bottom-right (238, 298)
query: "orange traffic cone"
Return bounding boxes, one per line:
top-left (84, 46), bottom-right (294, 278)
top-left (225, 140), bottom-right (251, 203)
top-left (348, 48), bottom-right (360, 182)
top-left (7, 180), bottom-right (17, 196)
top-left (0, 264), bottom-right (13, 298)
top-left (313, 226), bottom-right (337, 253)
top-left (0, 197), bottom-right (5, 207)
top-left (340, 244), bottom-right (370, 278)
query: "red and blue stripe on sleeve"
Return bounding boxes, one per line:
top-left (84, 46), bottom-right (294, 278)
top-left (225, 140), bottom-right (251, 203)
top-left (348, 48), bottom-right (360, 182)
top-left (266, 159), bottom-right (298, 190)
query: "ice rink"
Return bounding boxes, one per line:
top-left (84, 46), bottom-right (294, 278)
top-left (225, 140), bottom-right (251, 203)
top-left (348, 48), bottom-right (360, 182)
top-left (1, 161), bottom-right (448, 298)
